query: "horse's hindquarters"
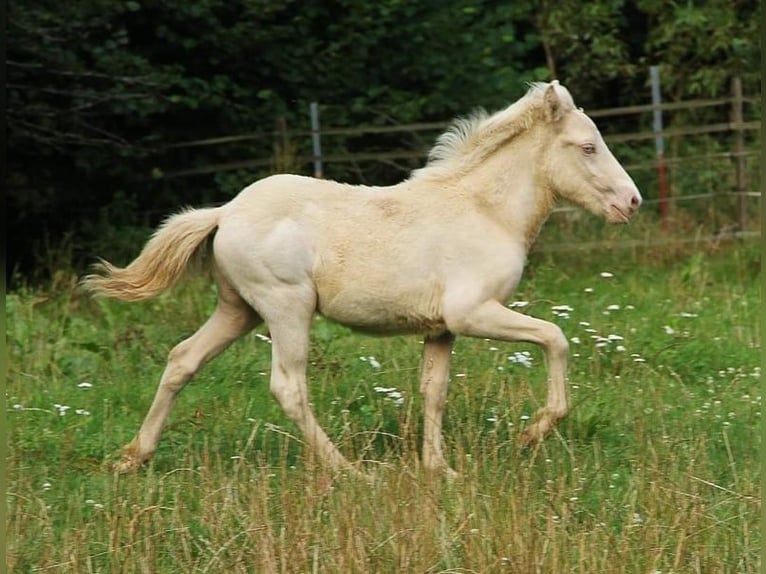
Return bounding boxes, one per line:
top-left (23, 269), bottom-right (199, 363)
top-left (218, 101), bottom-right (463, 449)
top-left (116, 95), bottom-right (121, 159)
top-left (212, 215), bottom-right (318, 319)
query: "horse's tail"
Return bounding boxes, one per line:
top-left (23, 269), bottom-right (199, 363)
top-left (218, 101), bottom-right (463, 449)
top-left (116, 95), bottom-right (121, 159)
top-left (81, 207), bottom-right (221, 302)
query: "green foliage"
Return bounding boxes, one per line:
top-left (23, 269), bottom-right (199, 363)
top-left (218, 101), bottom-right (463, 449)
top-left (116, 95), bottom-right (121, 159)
top-left (638, 0), bottom-right (760, 97)
top-left (536, 0), bottom-right (638, 103)
top-left (7, 0), bottom-right (761, 281)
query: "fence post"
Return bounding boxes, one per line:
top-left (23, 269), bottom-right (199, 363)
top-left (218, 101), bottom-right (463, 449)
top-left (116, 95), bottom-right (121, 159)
top-left (730, 76), bottom-right (747, 230)
top-left (272, 116), bottom-right (291, 173)
top-left (310, 101), bottom-right (323, 178)
top-left (650, 66), bottom-right (669, 227)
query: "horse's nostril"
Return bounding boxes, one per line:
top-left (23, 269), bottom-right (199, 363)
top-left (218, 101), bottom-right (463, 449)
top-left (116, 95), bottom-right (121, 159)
top-left (631, 194), bottom-right (641, 208)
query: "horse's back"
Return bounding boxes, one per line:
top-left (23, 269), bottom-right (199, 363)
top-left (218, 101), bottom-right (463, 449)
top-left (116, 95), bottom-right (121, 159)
top-left (229, 173), bottom-right (361, 210)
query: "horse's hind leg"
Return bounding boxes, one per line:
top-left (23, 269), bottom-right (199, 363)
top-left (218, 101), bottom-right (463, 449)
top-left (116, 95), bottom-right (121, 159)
top-left (116, 278), bottom-right (260, 473)
top-left (263, 299), bottom-right (353, 473)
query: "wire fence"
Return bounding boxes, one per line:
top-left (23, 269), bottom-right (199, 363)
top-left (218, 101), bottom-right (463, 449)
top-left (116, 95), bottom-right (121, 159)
top-left (141, 79), bottom-right (763, 250)
top-left (158, 97), bottom-right (761, 182)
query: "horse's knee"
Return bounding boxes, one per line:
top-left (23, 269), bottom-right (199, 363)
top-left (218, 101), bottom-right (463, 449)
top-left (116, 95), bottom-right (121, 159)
top-left (543, 323), bottom-right (569, 358)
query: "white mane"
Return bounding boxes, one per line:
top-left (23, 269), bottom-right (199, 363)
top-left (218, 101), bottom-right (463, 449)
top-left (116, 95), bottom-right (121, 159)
top-left (413, 82), bottom-right (575, 180)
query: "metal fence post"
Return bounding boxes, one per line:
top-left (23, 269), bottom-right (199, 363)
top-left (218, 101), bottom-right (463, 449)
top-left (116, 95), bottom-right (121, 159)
top-left (310, 102), bottom-right (323, 179)
top-left (650, 66), bottom-right (669, 226)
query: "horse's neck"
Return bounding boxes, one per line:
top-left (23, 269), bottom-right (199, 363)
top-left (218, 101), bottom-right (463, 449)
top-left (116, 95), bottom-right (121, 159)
top-left (462, 142), bottom-right (554, 249)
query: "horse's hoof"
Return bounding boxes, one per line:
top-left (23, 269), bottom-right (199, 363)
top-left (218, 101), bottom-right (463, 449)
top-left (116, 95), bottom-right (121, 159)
top-left (423, 463), bottom-right (459, 480)
top-left (112, 457), bottom-right (144, 474)
top-left (517, 429), bottom-right (541, 451)
top-left (443, 466), bottom-right (459, 480)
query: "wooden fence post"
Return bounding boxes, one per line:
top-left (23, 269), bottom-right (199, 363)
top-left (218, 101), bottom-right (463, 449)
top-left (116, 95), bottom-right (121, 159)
top-left (730, 76), bottom-right (747, 229)
top-left (272, 116), bottom-right (291, 173)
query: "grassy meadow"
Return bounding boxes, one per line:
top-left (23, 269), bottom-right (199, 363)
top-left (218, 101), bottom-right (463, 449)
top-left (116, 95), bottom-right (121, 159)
top-left (6, 218), bottom-right (761, 573)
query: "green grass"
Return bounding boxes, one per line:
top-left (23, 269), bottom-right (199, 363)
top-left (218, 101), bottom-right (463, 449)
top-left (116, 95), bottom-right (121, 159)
top-left (6, 223), bottom-right (761, 573)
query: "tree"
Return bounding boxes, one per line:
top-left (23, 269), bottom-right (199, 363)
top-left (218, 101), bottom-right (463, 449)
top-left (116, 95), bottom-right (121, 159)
top-left (6, 0), bottom-right (760, 283)
top-left (637, 0), bottom-right (760, 98)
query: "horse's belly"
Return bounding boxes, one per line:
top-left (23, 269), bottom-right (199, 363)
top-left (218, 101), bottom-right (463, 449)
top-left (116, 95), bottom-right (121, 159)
top-left (316, 281), bottom-right (447, 336)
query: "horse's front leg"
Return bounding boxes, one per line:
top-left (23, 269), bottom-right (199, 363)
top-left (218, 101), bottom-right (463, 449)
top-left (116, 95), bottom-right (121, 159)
top-left (419, 332), bottom-right (457, 476)
top-left (448, 301), bottom-right (569, 446)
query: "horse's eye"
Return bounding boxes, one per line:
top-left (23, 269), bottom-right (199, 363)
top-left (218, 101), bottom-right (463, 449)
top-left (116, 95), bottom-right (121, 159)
top-left (581, 143), bottom-right (596, 155)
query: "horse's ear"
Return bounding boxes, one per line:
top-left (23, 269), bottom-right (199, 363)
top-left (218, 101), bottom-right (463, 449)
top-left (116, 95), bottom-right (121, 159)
top-left (544, 81), bottom-right (564, 122)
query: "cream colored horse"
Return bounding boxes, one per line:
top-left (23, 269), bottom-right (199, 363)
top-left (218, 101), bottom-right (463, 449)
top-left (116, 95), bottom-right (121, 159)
top-left (83, 81), bottom-right (641, 475)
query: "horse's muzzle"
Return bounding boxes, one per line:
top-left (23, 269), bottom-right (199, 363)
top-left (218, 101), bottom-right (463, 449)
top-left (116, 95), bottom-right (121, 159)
top-left (608, 184), bottom-right (642, 223)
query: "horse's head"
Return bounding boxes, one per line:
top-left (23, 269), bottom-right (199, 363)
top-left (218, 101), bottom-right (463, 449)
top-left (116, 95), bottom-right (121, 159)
top-left (540, 82), bottom-right (642, 223)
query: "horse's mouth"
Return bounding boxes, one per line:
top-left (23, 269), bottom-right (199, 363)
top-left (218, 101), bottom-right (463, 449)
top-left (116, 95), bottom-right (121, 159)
top-left (608, 204), bottom-right (631, 224)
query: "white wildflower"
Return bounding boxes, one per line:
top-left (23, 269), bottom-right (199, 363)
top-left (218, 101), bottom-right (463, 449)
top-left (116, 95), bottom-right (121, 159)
top-left (53, 404), bottom-right (70, 416)
top-left (374, 386), bottom-right (404, 406)
top-left (508, 351), bottom-right (533, 368)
